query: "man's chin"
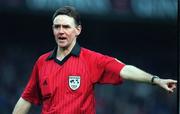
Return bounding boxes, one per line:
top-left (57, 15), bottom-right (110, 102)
top-left (58, 44), bottom-right (69, 48)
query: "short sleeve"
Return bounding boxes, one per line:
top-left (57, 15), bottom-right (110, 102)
top-left (21, 62), bottom-right (42, 105)
top-left (91, 53), bottom-right (125, 85)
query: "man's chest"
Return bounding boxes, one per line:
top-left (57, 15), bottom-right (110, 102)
top-left (38, 57), bottom-right (92, 99)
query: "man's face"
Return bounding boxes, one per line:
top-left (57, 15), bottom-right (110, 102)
top-left (52, 15), bottom-right (81, 48)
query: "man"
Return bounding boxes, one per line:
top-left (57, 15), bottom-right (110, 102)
top-left (13, 6), bottom-right (177, 114)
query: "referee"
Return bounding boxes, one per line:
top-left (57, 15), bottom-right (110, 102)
top-left (13, 6), bottom-right (177, 114)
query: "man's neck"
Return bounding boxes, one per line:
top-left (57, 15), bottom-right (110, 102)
top-left (56, 41), bottom-right (76, 61)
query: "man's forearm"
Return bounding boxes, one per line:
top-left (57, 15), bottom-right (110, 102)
top-left (119, 65), bottom-right (177, 93)
top-left (12, 97), bottom-right (31, 114)
top-left (120, 65), bottom-right (155, 84)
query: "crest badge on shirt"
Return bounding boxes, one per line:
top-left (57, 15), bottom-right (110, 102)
top-left (69, 76), bottom-right (80, 90)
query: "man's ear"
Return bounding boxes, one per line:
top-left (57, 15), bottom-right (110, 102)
top-left (76, 25), bottom-right (82, 36)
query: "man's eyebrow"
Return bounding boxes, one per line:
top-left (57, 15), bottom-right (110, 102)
top-left (53, 24), bottom-right (71, 27)
top-left (53, 24), bottom-right (60, 28)
top-left (62, 25), bottom-right (71, 27)
top-left (53, 23), bottom-right (70, 25)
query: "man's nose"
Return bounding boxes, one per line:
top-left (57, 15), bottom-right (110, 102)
top-left (59, 27), bottom-right (64, 33)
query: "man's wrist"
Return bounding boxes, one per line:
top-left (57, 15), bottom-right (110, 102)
top-left (151, 75), bottom-right (160, 85)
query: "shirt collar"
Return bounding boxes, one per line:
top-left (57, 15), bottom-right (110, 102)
top-left (46, 43), bottom-right (81, 60)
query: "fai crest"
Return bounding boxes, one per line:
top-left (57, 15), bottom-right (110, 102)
top-left (69, 76), bottom-right (80, 90)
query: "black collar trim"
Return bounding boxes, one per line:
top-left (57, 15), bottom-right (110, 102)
top-left (46, 43), bottom-right (81, 61)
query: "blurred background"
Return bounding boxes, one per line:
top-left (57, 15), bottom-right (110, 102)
top-left (0, 0), bottom-right (178, 114)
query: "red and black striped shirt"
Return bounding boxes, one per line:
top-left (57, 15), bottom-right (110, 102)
top-left (22, 43), bottom-right (125, 114)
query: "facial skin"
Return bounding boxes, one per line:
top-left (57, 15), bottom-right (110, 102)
top-left (52, 15), bottom-right (81, 50)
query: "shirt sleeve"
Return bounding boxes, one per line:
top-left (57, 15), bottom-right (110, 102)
top-left (21, 62), bottom-right (42, 105)
top-left (91, 53), bottom-right (125, 85)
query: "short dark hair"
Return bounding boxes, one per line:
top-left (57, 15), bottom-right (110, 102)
top-left (52, 6), bottom-right (81, 26)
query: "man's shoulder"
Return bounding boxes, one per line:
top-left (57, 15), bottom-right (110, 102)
top-left (81, 48), bottom-right (105, 59)
top-left (37, 50), bottom-right (52, 62)
top-left (81, 48), bottom-right (97, 56)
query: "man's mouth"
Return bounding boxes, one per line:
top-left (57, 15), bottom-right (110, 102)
top-left (58, 37), bottom-right (66, 40)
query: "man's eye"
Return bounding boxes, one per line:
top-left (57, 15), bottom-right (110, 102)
top-left (53, 25), bottom-right (71, 29)
top-left (53, 25), bottom-right (60, 29)
top-left (63, 25), bottom-right (70, 28)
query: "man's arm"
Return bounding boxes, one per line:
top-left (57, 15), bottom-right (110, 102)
top-left (12, 97), bottom-right (32, 114)
top-left (120, 65), bottom-right (177, 93)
